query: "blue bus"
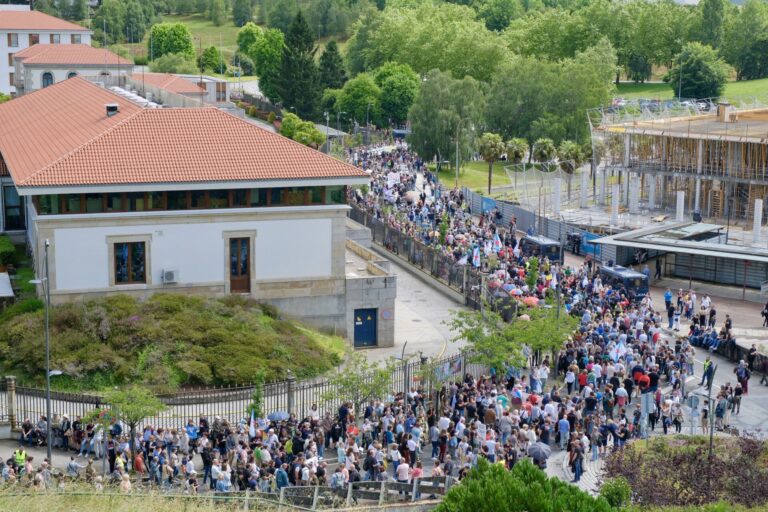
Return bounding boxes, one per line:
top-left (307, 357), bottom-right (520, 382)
top-left (599, 265), bottom-right (649, 300)
top-left (520, 235), bottom-right (562, 263)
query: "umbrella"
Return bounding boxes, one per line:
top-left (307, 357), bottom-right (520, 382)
top-left (511, 289), bottom-right (523, 296)
top-left (267, 411), bottom-right (289, 422)
top-left (404, 191), bottom-right (418, 203)
top-left (615, 388), bottom-right (628, 398)
top-left (527, 442), bottom-right (552, 461)
top-left (523, 296), bottom-right (539, 307)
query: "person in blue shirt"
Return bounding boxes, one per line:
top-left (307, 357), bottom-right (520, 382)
top-left (664, 288), bottom-right (673, 310)
top-left (557, 417), bottom-right (570, 450)
top-left (185, 420), bottom-right (198, 449)
top-left (215, 473), bottom-right (231, 492)
top-left (275, 463), bottom-right (290, 489)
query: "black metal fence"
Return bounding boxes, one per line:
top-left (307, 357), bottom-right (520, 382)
top-left (348, 204), bottom-right (483, 307)
top-left (5, 351), bottom-right (486, 430)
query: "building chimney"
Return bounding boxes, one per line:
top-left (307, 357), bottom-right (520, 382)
top-left (105, 103), bottom-right (119, 118)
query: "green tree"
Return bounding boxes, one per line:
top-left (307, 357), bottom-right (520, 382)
top-left (0, 93), bottom-right (9, 104)
top-left (232, 0), bottom-right (253, 27)
top-left (70, 0), bottom-right (89, 21)
top-left (125, 0), bottom-right (149, 43)
top-left (698, 0), bottom-right (725, 49)
top-left (474, 0), bottom-right (524, 31)
top-left (237, 22), bottom-right (262, 54)
top-left (93, 0), bottom-right (127, 45)
top-left (280, 113), bottom-right (326, 148)
top-left (320, 88), bottom-right (342, 116)
top-left (532, 138), bottom-right (556, 170)
top-left (199, 45), bottom-right (224, 73)
top-left (208, 0), bottom-right (226, 26)
top-left (338, 73), bottom-right (381, 126)
top-left (478, 132), bottom-right (506, 194)
top-left (232, 51), bottom-right (255, 75)
top-left (506, 138), bottom-right (528, 164)
top-left (666, 42), bottom-right (731, 99)
top-left (321, 353), bottom-right (398, 422)
top-left (437, 459), bottom-right (612, 512)
top-left (149, 52), bottom-right (199, 73)
top-left (447, 307), bottom-right (526, 371)
top-left (148, 22), bottom-right (195, 60)
top-left (374, 62), bottom-right (419, 126)
top-left (346, 3), bottom-right (508, 82)
top-left (267, 0), bottom-right (298, 34)
top-left (173, 0), bottom-right (196, 14)
top-left (276, 11), bottom-right (320, 119)
top-left (103, 386), bottom-right (166, 458)
top-left (525, 256), bottom-right (539, 290)
top-left (250, 28), bottom-right (285, 102)
top-left (246, 369), bottom-right (266, 418)
top-left (318, 40), bottom-right (348, 91)
top-left (722, 0), bottom-right (768, 80)
top-left (408, 69), bottom-right (485, 172)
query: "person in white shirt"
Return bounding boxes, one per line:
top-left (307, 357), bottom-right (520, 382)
top-left (307, 404), bottom-right (320, 422)
top-left (395, 461), bottom-right (410, 483)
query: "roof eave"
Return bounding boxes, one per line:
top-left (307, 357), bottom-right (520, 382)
top-left (14, 176), bottom-right (370, 196)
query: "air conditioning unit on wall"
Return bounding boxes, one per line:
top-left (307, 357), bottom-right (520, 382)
top-left (162, 269), bottom-right (179, 284)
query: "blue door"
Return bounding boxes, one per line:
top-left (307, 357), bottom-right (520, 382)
top-left (354, 308), bottom-right (378, 347)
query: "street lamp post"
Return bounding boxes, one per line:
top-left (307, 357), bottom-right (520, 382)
top-left (365, 103), bottom-right (372, 145)
top-left (30, 240), bottom-right (52, 464)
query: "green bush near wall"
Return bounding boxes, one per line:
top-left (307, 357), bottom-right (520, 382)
top-left (0, 236), bottom-right (15, 266)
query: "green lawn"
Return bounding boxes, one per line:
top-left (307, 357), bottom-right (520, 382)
top-left (616, 77), bottom-right (768, 100)
top-left (437, 161), bottom-right (525, 194)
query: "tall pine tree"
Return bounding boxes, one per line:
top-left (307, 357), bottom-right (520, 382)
top-left (318, 40), bottom-right (348, 91)
top-left (232, 0), bottom-right (253, 27)
top-left (276, 11), bottom-right (320, 119)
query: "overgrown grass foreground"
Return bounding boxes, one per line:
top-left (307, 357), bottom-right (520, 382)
top-left (0, 490), bottom-right (277, 512)
top-left (0, 294), bottom-right (345, 391)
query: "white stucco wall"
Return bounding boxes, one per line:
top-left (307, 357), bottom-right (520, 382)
top-left (0, 30), bottom-right (92, 95)
top-left (50, 216), bottom-right (333, 292)
top-left (18, 64), bottom-right (131, 93)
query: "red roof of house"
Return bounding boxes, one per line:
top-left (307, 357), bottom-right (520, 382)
top-left (0, 10), bottom-right (89, 32)
top-left (14, 44), bottom-right (132, 66)
top-left (0, 77), bottom-right (366, 188)
top-left (132, 72), bottom-right (204, 95)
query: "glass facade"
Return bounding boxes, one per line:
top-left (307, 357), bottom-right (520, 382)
top-left (33, 186), bottom-right (347, 216)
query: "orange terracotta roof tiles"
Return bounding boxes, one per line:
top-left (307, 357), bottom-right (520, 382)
top-left (0, 77), bottom-right (366, 188)
top-left (131, 72), bottom-right (204, 95)
top-left (14, 44), bottom-right (132, 66)
top-left (0, 10), bottom-right (89, 32)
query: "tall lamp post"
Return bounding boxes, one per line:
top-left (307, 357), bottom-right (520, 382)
top-left (336, 111), bottom-right (347, 151)
top-left (29, 239), bottom-right (52, 464)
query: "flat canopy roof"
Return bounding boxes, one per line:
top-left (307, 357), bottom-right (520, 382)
top-left (592, 221), bottom-right (768, 264)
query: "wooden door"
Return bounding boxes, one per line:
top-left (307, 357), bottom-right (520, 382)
top-left (230, 237), bottom-right (250, 293)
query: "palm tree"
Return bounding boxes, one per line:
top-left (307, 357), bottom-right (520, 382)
top-left (532, 138), bottom-right (556, 171)
top-left (557, 140), bottom-right (583, 200)
top-left (506, 138), bottom-right (529, 165)
top-left (478, 132), bottom-right (506, 194)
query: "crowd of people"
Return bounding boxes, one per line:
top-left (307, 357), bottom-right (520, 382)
top-left (0, 143), bottom-right (761, 496)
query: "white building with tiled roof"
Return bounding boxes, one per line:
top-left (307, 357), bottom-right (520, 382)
top-left (0, 4), bottom-right (91, 95)
top-left (0, 77), bottom-right (395, 346)
top-left (13, 43), bottom-right (133, 94)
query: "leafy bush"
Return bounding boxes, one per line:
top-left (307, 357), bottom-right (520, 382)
top-left (0, 298), bottom-right (43, 325)
top-left (438, 459), bottom-right (612, 512)
top-left (0, 294), bottom-right (345, 391)
top-left (601, 477), bottom-right (632, 508)
top-left (604, 436), bottom-right (768, 508)
top-left (134, 55), bottom-right (148, 66)
top-left (0, 236), bottom-right (15, 266)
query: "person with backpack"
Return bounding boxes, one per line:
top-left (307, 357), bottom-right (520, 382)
top-left (735, 362), bottom-right (751, 394)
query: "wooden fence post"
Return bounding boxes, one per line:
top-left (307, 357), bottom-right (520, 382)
top-left (311, 485), bottom-right (319, 510)
top-left (6, 376), bottom-right (16, 428)
top-left (411, 478), bottom-right (419, 502)
top-left (278, 486), bottom-right (285, 512)
top-left (346, 481), bottom-right (354, 506)
top-left (378, 481), bottom-right (386, 505)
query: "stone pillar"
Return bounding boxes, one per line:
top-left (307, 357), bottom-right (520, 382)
top-left (695, 178), bottom-right (701, 212)
top-left (611, 184), bottom-right (620, 226)
top-left (676, 190), bottom-right (685, 222)
top-left (553, 178), bottom-right (562, 216)
top-left (580, 169), bottom-right (589, 208)
top-left (5, 376), bottom-right (16, 428)
top-left (648, 175), bottom-right (656, 210)
top-left (753, 199), bottom-right (763, 244)
top-left (696, 140), bottom-right (704, 212)
top-left (286, 373), bottom-right (296, 415)
top-left (623, 133), bottom-right (631, 167)
top-left (629, 177), bottom-right (640, 214)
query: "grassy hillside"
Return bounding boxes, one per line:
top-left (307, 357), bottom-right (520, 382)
top-left (0, 294), bottom-right (345, 392)
top-left (616, 77), bottom-right (768, 100)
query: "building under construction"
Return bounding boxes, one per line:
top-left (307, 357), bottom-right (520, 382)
top-left (590, 100), bottom-right (768, 222)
